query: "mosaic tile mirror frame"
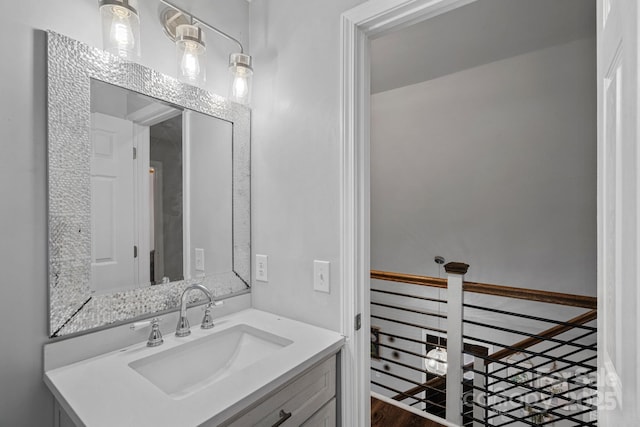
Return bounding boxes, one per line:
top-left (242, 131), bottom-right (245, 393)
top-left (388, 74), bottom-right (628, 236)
top-left (47, 32), bottom-right (251, 337)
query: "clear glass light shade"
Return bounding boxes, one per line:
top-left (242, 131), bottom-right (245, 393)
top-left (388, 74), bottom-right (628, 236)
top-left (228, 53), bottom-right (253, 105)
top-left (425, 347), bottom-right (448, 376)
top-left (175, 24), bottom-right (206, 86)
top-left (99, 0), bottom-right (140, 60)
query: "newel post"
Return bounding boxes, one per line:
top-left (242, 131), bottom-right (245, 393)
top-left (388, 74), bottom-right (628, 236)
top-left (445, 262), bottom-right (468, 425)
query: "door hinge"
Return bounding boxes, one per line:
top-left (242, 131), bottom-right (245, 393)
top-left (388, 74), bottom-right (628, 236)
top-left (355, 313), bottom-right (361, 331)
top-left (134, 245), bottom-right (138, 258)
top-left (133, 147), bottom-right (137, 159)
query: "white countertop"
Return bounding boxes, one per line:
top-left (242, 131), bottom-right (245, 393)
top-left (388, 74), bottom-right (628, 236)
top-left (44, 309), bottom-right (345, 427)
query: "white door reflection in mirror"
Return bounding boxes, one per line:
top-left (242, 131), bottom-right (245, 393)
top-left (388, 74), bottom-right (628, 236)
top-left (91, 80), bottom-right (185, 293)
top-left (90, 113), bottom-right (136, 294)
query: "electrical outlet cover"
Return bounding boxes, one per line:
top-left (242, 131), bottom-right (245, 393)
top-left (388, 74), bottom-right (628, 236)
top-left (256, 254), bottom-right (268, 282)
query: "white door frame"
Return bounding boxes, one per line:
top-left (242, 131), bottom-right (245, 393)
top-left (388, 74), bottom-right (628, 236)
top-left (339, 1), bottom-right (478, 425)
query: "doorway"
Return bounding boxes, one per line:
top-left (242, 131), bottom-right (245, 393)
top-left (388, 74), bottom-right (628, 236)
top-left (339, 0), bottom-right (606, 425)
top-left (368, 0), bottom-right (596, 419)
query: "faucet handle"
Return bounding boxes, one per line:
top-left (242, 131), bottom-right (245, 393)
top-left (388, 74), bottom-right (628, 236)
top-left (201, 303), bottom-right (215, 329)
top-left (130, 318), bottom-right (164, 347)
top-left (147, 318), bottom-right (164, 347)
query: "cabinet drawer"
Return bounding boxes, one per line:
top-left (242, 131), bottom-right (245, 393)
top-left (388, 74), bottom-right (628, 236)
top-left (221, 356), bottom-right (336, 427)
top-left (301, 398), bottom-right (336, 427)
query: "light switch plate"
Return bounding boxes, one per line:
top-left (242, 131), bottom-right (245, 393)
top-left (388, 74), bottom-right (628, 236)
top-left (195, 248), bottom-right (205, 271)
top-left (256, 254), bottom-right (268, 282)
top-left (313, 260), bottom-right (330, 293)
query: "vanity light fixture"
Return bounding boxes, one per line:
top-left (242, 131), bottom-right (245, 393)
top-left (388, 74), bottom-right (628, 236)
top-left (159, 0), bottom-right (253, 104)
top-left (228, 53), bottom-right (253, 105)
top-left (99, 0), bottom-right (141, 60)
top-left (176, 24), bottom-right (206, 85)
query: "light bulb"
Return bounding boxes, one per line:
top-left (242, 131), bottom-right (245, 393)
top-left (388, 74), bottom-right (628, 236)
top-left (231, 74), bottom-right (249, 100)
top-left (110, 11), bottom-right (135, 54)
top-left (180, 42), bottom-right (201, 81)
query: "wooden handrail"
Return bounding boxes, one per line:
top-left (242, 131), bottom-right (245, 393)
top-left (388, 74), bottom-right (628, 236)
top-left (464, 281), bottom-right (596, 310)
top-left (392, 309), bottom-right (597, 401)
top-left (486, 309), bottom-right (597, 364)
top-left (372, 270), bottom-right (447, 289)
top-left (371, 270), bottom-right (596, 309)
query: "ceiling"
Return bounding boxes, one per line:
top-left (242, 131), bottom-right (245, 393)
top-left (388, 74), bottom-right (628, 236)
top-left (370, 0), bottom-right (595, 94)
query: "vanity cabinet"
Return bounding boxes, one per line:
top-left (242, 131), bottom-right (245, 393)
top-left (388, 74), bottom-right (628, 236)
top-left (45, 309), bottom-right (344, 427)
top-left (53, 355), bottom-right (337, 427)
top-left (216, 356), bottom-right (336, 427)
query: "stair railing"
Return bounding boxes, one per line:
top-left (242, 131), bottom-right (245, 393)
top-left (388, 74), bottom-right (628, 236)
top-left (370, 265), bottom-right (597, 427)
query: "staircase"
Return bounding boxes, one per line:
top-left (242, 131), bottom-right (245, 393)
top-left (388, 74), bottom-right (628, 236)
top-left (370, 265), bottom-right (597, 426)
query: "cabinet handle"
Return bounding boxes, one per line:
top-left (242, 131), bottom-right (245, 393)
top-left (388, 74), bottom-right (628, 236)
top-left (271, 409), bottom-right (292, 426)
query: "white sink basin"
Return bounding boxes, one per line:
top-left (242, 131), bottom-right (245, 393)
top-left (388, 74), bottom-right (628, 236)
top-left (129, 324), bottom-right (293, 399)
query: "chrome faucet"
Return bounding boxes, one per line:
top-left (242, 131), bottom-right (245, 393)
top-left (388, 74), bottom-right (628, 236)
top-left (175, 283), bottom-right (218, 337)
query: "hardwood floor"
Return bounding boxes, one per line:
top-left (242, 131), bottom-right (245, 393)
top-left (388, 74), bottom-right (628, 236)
top-left (371, 396), bottom-right (448, 427)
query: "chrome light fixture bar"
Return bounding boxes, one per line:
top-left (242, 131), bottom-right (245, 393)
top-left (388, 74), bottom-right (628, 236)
top-left (159, 0), bottom-right (253, 104)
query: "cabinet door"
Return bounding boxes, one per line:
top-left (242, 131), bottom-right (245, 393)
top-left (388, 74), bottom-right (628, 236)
top-left (301, 398), bottom-right (336, 427)
top-left (221, 356), bottom-right (336, 426)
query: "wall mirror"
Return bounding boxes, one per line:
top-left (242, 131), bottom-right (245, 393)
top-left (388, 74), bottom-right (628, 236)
top-left (47, 32), bottom-right (250, 337)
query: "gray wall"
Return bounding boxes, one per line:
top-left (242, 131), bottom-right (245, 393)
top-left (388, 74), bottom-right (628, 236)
top-left (188, 112), bottom-right (233, 278)
top-left (249, 0), bottom-right (367, 330)
top-left (0, 1), bottom-right (248, 425)
top-left (150, 116), bottom-right (184, 281)
top-left (371, 37), bottom-right (597, 295)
